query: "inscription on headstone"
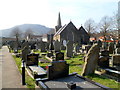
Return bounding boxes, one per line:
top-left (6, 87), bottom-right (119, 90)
top-left (26, 53), bottom-right (39, 66)
top-left (47, 61), bottom-right (69, 79)
top-left (55, 52), bottom-right (64, 61)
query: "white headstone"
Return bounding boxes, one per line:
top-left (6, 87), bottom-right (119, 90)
top-left (63, 40), bottom-right (67, 46)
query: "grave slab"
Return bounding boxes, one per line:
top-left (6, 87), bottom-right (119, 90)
top-left (36, 73), bottom-right (109, 89)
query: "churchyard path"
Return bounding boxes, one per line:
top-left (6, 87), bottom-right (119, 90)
top-left (1, 46), bottom-right (26, 88)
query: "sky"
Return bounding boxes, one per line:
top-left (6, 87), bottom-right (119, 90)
top-left (0, 0), bottom-right (119, 30)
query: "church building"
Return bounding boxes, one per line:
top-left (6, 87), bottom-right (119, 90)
top-left (53, 13), bottom-right (90, 44)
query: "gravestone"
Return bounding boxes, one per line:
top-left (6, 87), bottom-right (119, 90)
top-left (103, 42), bottom-right (108, 50)
top-left (115, 48), bottom-right (120, 54)
top-left (47, 61), bottom-right (69, 79)
top-left (31, 43), bottom-right (36, 50)
top-left (26, 53), bottom-right (39, 66)
top-left (47, 52), bottom-right (53, 58)
top-left (22, 41), bottom-right (31, 61)
top-left (98, 50), bottom-right (109, 68)
top-left (49, 42), bottom-right (54, 51)
top-left (82, 45), bottom-right (91, 54)
top-left (55, 52), bottom-right (64, 61)
top-left (98, 56), bottom-right (109, 68)
top-left (40, 41), bottom-right (46, 52)
top-left (116, 41), bottom-right (120, 48)
top-left (112, 54), bottom-right (120, 66)
top-left (81, 44), bottom-right (100, 76)
top-left (13, 48), bottom-right (18, 53)
top-left (61, 45), bottom-right (66, 50)
top-left (108, 42), bottom-right (114, 54)
top-left (101, 50), bottom-right (109, 56)
top-left (66, 41), bottom-right (73, 57)
top-left (97, 40), bottom-right (102, 47)
top-left (74, 43), bottom-right (80, 53)
top-left (54, 40), bottom-right (61, 52)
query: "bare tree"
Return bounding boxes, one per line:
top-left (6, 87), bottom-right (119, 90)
top-left (24, 28), bottom-right (34, 40)
top-left (10, 27), bottom-right (22, 51)
top-left (11, 27), bottom-right (22, 40)
top-left (99, 16), bottom-right (112, 41)
top-left (84, 19), bottom-right (96, 36)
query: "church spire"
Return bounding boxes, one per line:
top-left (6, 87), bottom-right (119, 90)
top-left (57, 12), bottom-right (62, 27)
top-left (55, 12), bottom-right (62, 33)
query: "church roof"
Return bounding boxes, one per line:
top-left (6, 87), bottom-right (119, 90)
top-left (54, 21), bottom-right (76, 36)
top-left (78, 26), bottom-right (89, 36)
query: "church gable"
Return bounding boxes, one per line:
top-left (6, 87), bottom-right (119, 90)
top-left (78, 26), bottom-right (89, 36)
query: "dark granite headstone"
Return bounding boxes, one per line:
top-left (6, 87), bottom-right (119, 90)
top-left (31, 43), bottom-right (36, 49)
top-left (99, 50), bottom-right (109, 68)
top-left (116, 41), bottom-right (120, 48)
top-left (98, 56), bottom-right (109, 68)
top-left (108, 42), bottom-right (114, 54)
top-left (101, 50), bottom-right (109, 56)
top-left (97, 40), bottom-right (102, 47)
top-left (22, 41), bottom-right (31, 61)
top-left (55, 52), bottom-right (64, 61)
top-left (26, 53), bottom-right (39, 66)
top-left (115, 48), bottom-right (120, 54)
top-left (47, 52), bottom-right (53, 58)
top-left (112, 54), bottom-right (120, 66)
top-left (47, 61), bottom-right (69, 79)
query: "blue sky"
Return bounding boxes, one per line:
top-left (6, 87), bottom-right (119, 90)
top-left (0, 0), bottom-right (119, 30)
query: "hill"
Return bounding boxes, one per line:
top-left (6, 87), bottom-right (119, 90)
top-left (1, 24), bottom-right (52, 37)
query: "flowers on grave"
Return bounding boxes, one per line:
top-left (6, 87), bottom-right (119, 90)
top-left (46, 66), bottom-right (48, 70)
top-left (33, 71), bottom-right (38, 75)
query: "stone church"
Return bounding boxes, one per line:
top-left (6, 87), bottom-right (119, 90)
top-left (53, 13), bottom-right (90, 44)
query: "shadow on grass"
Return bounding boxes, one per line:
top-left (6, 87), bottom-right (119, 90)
top-left (85, 73), bottom-right (108, 80)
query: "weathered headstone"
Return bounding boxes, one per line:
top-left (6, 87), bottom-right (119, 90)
top-left (81, 44), bottom-right (100, 76)
top-left (108, 42), bottom-right (114, 54)
top-left (55, 52), bottom-right (64, 61)
top-left (61, 45), bottom-right (66, 50)
top-left (22, 41), bottom-right (31, 61)
top-left (74, 43), bottom-right (80, 53)
top-left (40, 41), bottom-right (46, 52)
top-left (47, 61), bottom-right (69, 79)
top-left (54, 40), bottom-right (61, 52)
top-left (66, 41), bottom-right (73, 57)
top-left (103, 42), bottom-right (108, 50)
top-left (26, 53), bottom-right (39, 66)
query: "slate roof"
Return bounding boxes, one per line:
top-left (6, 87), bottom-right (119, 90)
top-left (54, 21), bottom-right (77, 36)
top-left (78, 26), bottom-right (89, 36)
top-left (54, 24), bottom-right (67, 36)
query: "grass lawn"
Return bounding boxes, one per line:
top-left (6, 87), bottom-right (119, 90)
top-left (13, 55), bottom-right (35, 89)
top-left (13, 51), bottom-right (119, 89)
top-left (85, 74), bottom-right (120, 88)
